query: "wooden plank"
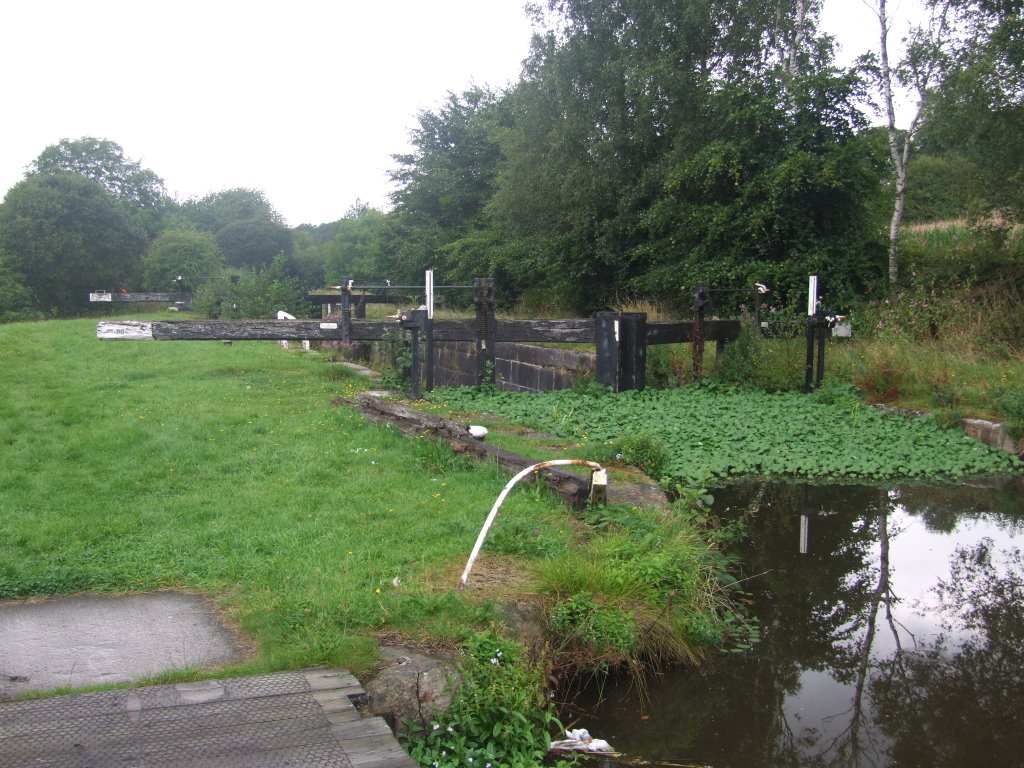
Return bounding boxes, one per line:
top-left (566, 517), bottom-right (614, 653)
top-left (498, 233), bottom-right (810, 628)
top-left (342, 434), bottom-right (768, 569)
top-left (98, 316), bottom-right (742, 351)
top-left (646, 319), bottom-right (741, 344)
top-left (97, 321), bottom-right (154, 339)
top-left (90, 292), bottom-right (191, 303)
top-left (496, 319), bottom-right (594, 343)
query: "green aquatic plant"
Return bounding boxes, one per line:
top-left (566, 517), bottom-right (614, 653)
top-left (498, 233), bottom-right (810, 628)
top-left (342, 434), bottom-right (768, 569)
top-left (429, 384), bottom-right (1021, 485)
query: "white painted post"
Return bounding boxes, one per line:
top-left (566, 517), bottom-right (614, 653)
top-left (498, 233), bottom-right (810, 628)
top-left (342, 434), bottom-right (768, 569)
top-left (807, 275), bottom-right (818, 316)
top-left (426, 269), bottom-right (434, 319)
top-left (277, 310), bottom-right (296, 349)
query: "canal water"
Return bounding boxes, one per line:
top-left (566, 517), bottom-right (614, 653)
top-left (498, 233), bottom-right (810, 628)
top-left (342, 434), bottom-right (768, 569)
top-left (565, 478), bottom-right (1024, 768)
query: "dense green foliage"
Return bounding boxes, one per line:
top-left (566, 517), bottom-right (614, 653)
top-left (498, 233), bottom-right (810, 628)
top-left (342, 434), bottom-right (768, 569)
top-left (182, 188), bottom-right (294, 270)
top-left (141, 225), bottom-right (225, 291)
top-left (403, 632), bottom-right (562, 768)
top-left (429, 384), bottom-right (1021, 485)
top-left (27, 136), bottom-right (169, 234)
top-left (0, 173), bottom-right (148, 313)
top-left (916, 0), bottom-right (1024, 218)
top-left (1, 1), bottom-right (1019, 319)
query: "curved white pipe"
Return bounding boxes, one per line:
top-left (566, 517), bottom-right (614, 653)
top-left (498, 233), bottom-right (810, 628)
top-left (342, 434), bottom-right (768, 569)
top-left (458, 459), bottom-right (604, 590)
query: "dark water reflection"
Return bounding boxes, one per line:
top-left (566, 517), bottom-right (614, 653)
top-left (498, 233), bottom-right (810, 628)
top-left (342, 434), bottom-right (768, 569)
top-left (565, 478), bottom-right (1024, 768)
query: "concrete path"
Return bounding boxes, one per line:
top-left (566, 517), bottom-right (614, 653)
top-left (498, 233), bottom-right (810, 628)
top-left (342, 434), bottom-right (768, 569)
top-left (0, 592), bottom-right (247, 698)
top-left (0, 667), bottom-right (416, 768)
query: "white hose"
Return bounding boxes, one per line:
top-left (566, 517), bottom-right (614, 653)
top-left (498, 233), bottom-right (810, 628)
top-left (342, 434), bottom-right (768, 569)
top-left (458, 459), bottom-right (604, 589)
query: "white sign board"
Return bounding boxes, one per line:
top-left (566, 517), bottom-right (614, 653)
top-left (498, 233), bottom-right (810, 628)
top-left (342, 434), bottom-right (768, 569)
top-left (319, 322), bottom-right (338, 330)
top-left (97, 321), bottom-right (153, 340)
top-left (90, 292), bottom-right (113, 302)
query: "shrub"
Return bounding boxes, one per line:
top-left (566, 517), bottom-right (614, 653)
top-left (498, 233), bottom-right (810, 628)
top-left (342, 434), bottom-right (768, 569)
top-left (585, 433), bottom-right (668, 480)
top-left (711, 324), bottom-right (804, 391)
top-left (402, 631), bottom-right (563, 768)
top-left (998, 388), bottom-right (1024, 441)
top-left (548, 592), bottom-right (639, 659)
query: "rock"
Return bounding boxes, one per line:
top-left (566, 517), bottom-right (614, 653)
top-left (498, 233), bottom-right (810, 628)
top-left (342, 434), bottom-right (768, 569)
top-left (495, 599), bottom-right (547, 654)
top-left (961, 418), bottom-right (1021, 457)
top-left (362, 645), bottom-right (460, 734)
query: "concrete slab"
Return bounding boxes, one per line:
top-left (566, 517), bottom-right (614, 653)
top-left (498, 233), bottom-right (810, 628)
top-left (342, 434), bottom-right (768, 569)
top-left (0, 591), bottom-right (250, 698)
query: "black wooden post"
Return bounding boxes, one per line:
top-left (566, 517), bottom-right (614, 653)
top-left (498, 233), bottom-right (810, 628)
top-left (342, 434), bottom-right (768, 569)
top-left (594, 312), bottom-right (647, 392)
top-left (816, 310), bottom-right (827, 387)
top-left (402, 308), bottom-right (429, 399)
top-left (594, 312), bottom-right (619, 389)
top-left (424, 313), bottom-right (435, 392)
top-left (474, 278), bottom-right (496, 386)
top-left (618, 312), bottom-right (647, 391)
top-left (340, 276), bottom-right (352, 343)
top-left (693, 285), bottom-right (708, 378)
top-left (804, 316), bottom-right (816, 391)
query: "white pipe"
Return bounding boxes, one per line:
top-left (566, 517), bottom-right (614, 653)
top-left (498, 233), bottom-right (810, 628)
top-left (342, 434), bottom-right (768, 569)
top-left (458, 459), bottom-right (604, 590)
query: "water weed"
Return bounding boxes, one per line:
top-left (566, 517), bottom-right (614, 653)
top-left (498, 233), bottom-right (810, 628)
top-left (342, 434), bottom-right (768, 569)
top-left (429, 384), bottom-right (1021, 485)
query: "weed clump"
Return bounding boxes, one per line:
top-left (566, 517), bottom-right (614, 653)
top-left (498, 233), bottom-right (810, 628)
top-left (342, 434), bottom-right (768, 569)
top-left (711, 324), bottom-right (804, 391)
top-left (536, 497), bottom-right (758, 674)
top-left (402, 631), bottom-right (564, 768)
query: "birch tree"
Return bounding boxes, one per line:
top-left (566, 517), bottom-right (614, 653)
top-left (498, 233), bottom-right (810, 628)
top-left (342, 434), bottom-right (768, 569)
top-left (866, 0), bottom-right (951, 283)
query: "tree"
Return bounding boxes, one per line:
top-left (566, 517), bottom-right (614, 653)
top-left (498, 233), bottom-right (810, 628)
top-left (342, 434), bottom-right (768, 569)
top-left (863, 0), bottom-right (952, 284)
top-left (182, 187), bottom-right (287, 231)
top-left (0, 173), bottom-right (146, 314)
top-left (387, 87), bottom-right (508, 284)
top-left (487, 0), bottom-right (882, 311)
top-left (182, 188), bottom-right (293, 270)
top-left (918, 0), bottom-right (1024, 218)
top-left (322, 204), bottom-right (387, 282)
top-left (195, 253), bottom-right (308, 319)
top-left (141, 226), bottom-right (225, 291)
top-left (214, 219), bottom-right (294, 270)
top-left (28, 137), bottom-right (169, 234)
top-left (0, 248), bottom-right (38, 322)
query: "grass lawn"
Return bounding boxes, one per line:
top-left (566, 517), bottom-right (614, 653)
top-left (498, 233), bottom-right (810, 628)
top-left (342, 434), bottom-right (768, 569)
top-left (0, 318), bottom-right (578, 677)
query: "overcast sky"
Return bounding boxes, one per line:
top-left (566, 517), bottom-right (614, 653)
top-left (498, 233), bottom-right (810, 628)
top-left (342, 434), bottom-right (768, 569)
top-left (2, 0), bottom-right (926, 227)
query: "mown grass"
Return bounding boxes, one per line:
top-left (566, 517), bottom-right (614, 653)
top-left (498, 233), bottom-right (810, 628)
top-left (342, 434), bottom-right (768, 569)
top-left (0, 318), bottom-right (585, 676)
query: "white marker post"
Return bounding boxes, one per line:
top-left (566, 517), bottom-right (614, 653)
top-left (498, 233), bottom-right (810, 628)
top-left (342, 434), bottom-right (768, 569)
top-left (425, 269), bottom-right (434, 320)
top-left (805, 275), bottom-right (819, 391)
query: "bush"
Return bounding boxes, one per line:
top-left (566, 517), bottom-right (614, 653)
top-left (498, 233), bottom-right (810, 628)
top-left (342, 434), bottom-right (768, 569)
top-left (585, 433), bottom-right (668, 480)
top-left (998, 388), bottom-right (1024, 441)
top-left (711, 324), bottom-right (805, 391)
top-left (402, 631), bottom-right (563, 768)
top-left (549, 592), bottom-right (639, 658)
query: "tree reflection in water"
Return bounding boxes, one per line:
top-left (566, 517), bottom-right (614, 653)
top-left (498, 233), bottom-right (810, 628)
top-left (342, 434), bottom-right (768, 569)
top-left (871, 540), bottom-right (1024, 767)
top-left (567, 480), bottom-right (1024, 768)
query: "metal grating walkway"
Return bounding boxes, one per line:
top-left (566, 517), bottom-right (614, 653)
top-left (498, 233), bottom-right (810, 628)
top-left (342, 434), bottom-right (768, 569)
top-left (0, 668), bottom-right (417, 768)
